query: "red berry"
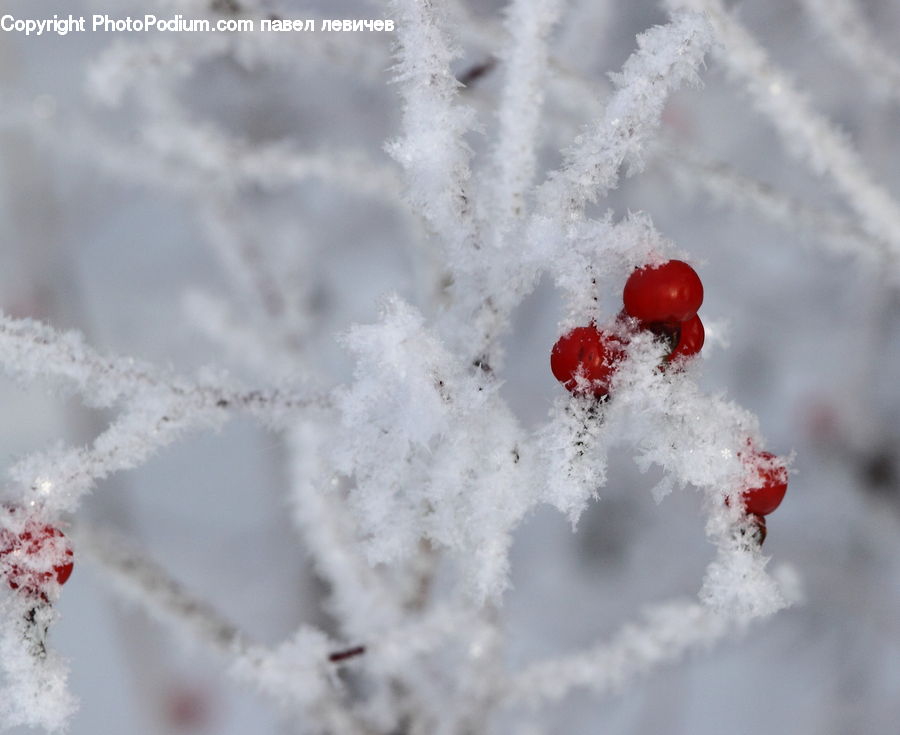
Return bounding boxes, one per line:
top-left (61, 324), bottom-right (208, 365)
top-left (0, 520), bottom-right (74, 596)
top-left (666, 314), bottom-right (705, 363)
top-left (622, 260), bottom-right (703, 323)
top-left (621, 313), bottom-right (703, 366)
top-left (550, 325), bottom-right (624, 398)
top-left (741, 451), bottom-right (788, 515)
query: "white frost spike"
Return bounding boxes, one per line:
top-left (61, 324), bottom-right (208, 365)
top-left (536, 10), bottom-right (713, 221)
top-left (489, 0), bottom-right (564, 247)
top-left (335, 296), bottom-right (531, 601)
top-left (387, 0), bottom-right (481, 261)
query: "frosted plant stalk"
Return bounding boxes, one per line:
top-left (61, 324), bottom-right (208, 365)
top-left (658, 143), bottom-right (888, 265)
top-left (535, 11), bottom-right (712, 222)
top-left (0, 314), bottom-right (314, 422)
top-left (489, 0), bottom-right (564, 247)
top-left (0, 313), bottom-right (318, 512)
top-left (799, 0), bottom-right (900, 105)
top-left (666, 0), bottom-right (900, 278)
top-left (387, 0), bottom-right (481, 261)
top-left (288, 420), bottom-right (405, 639)
top-left (73, 524), bottom-right (366, 734)
top-left (503, 600), bottom-right (728, 706)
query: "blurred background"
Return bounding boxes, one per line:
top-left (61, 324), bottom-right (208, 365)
top-left (2, 0), bottom-right (900, 733)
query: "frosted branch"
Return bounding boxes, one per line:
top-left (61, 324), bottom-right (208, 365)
top-left (536, 11), bottom-right (712, 221)
top-left (88, 10), bottom-right (389, 107)
top-left (0, 314), bottom-right (322, 511)
top-left (288, 421), bottom-right (405, 640)
top-left (502, 600), bottom-right (727, 706)
top-left (666, 0), bottom-right (900, 277)
top-left (141, 116), bottom-right (404, 204)
top-left (333, 297), bottom-right (531, 602)
top-left (489, 0), bottom-right (563, 246)
top-left (387, 0), bottom-right (481, 259)
top-left (0, 313), bottom-right (318, 418)
top-left (0, 597), bottom-right (76, 731)
top-left (446, 0), bottom-right (612, 114)
top-left (6, 94), bottom-right (403, 213)
top-left (9, 397), bottom-right (219, 513)
top-left (453, 0), bottom-right (900, 275)
top-left (184, 290), bottom-right (301, 380)
top-left (799, 0), bottom-right (900, 105)
top-left (72, 524), bottom-right (245, 655)
top-left (73, 524), bottom-right (364, 733)
top-left (658, 143), bottom-right (889, 264)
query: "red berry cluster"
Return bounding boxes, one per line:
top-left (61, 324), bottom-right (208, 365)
top-left (621, 259), bottom-right (705, 366)
top-left (550, 259), bottom-right (705, 398)
top-left (0, 508), bottom-right (74, 600)
top-left (550, 260), bottom-right (787, 545)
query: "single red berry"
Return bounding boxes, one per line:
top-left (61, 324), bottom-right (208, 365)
top-left (741, 451), bottom-right (788, 515)
top-left (666, 314), bottom-right (705, 363)
top-left (0, 521), bottom-right (74, 596)
top-left (550, 325), bottom-right (624, 398)
top-left (621, 312), bottom-right (703, 367)
top-left (622, 260), bottom-right (703, 323)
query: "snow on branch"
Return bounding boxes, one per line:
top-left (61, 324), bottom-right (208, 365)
top-left (503, 600), bottom-right (727, 706)
top-left (536, 11), bottom-right (712, 222)
top-left (73, 524), bottom-right (365, 733)
top-left (666, 0), bottom-right (900, 278)
top-left (452, 2), bottom-right (878, 272)
top-left (386, 0), bottom-right (481, 260)
top-left (140, 115), bottom-right (404, 204)
top-left (332, 296), bottom-right (536, 602)
top-left (799, 0), bottom-right (900, 105)
top-left (73, 524), bottom-right (245, 656)
top-left (18, 99), bottom-right (404, 209)
top-left (658, 143), bottom-right (889, 265)
top-left (9, 397), bottom-right (220, 513)
top-left (0, 313), bottom-right (318, 418)
top-left (0, 314), bottom-right (321, 512)
top-left (453, 0), bottom-right (899, 276)
top-left (183, 290), bottom-right (301, 380)
top-left (488, 0), bottom-right (564, 246)
top-left (88, 12), bottom-right (388, 107)
top-left (0, 313), bottom-right (176, 409)
top-left (437, 12), bottom-right (713, 368)
top-left (506, 551), bottom-right (806, 714)
top-left (288, 420), bottom-right (406, 639)
top-left (0, 596), bottom-right (76, 731)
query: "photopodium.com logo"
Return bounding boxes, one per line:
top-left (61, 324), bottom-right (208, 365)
top-left (0, 13), bottom-right (395, 35)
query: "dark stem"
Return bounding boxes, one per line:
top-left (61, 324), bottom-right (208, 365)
top-left (328, 645), bottom-right (366, 664)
